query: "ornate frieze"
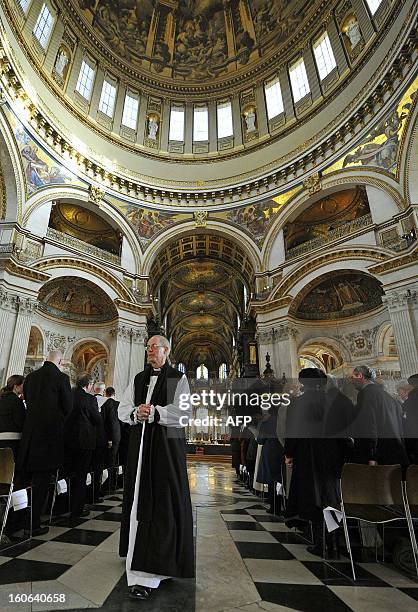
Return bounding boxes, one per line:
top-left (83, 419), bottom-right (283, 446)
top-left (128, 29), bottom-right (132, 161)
top-left (88, 185), bottom-right (106, 206)
top-left (110, 324), bottom-right (147, 343)
top-left (337, 325), bottom-right (380, 358)
top-left (256, 323), bottom-right (297, 344)
top-left (194, 211), bottom-right (208, 227)
top-left (0, 287), bottom-right (37, 314)
top-left (44, 330), bottom-right (76, 352)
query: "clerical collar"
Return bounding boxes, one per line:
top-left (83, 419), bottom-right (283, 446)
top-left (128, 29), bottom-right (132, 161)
top-left (152, 369), bottom-right (161, 375)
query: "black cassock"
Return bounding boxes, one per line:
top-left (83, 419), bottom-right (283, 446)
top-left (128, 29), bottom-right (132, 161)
top-left (119, 362), bottom-right (194, 578)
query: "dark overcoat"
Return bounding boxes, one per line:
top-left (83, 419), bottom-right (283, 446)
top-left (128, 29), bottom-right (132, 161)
top-left (65, 388), bottom-right (101, 451)
top-left (285, 389), bottom-right (344, 522)
top-left (353, 383), bottom-right (408, 466)
top-left (18, 361), bottom-right (72, 472)
top-left (119, 362), bottom-right (195, 578)
top-left (404, 387), bottom-right (418, 463)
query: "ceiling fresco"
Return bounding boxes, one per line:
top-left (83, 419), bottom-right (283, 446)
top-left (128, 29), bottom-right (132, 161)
top-left (49, 201), bottom-right (122, 254)
top-left (294, 272), bottom-right (384, 321)
top-left (284, 187), bottom-right (370, 251)
top-left (324, 76), bottom-right (418, 176)
top-left (77, 0), bottom-right (311, 82)
top-left (38, 276), bottom-right (118, 322)
top-left (153, 243), bottom-right (245, 370)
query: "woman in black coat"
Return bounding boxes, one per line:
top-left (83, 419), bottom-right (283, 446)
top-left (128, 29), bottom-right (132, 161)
top-left (0, 375), bottom-right (25, 460)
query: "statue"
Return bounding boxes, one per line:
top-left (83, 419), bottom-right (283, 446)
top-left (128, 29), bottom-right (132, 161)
top-left (147, 116), bottom-right (159, 141)
top-left (345, 17), bottom-right (362, 49)
top-left (245, 108), bottom-right (256, 133)
top-left (55, 49), bottom-right (69, 78)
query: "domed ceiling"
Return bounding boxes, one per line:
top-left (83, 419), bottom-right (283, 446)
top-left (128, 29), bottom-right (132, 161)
top-left (75, 0), bottom-right (315, 87)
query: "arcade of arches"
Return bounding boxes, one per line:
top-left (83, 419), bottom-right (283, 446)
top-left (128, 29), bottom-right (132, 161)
top-left (0, 0), bottom-right (418, 610)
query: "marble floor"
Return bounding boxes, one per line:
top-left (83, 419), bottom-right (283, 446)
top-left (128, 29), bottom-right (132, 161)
top-left (0, 462), bottom-right (417, 611)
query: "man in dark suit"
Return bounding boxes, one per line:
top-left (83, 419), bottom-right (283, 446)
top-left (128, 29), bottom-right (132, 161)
top-left (404, 374), bottom-right (418, 463)
top-left (101, 387), bottom-right (121, 490)
top-left (18, 350), bottom-right (72, 535)
top-left (351, 365), bottom-right (408, 467)
top-left (65, 374), bottom-right (102, 517)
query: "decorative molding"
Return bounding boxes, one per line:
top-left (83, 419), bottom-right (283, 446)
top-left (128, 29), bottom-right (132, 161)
top-left (44, 330), bottom-right (76, 352)
top-left (194, 211), bottom-right (208, 227)
top-left (46, 227), bottom-right (121, 265)
top-left (1, 256), bottom-right (50, 282)
top-left (369, 244), bottom-right (418, 274)
top-left (0, 158), bottom-right (6, 219)
top-left (256, 323), bottom-right (297, 343)
top-left (382, 287), bottom-right (418, 311)
top-left (336, 324), bottom-right (380, 358)
top-left (88, 185), bottom-right (106, 206)
top-left (33, 257), bottom-right (133, 301)
top-left (302, 172), bottom-right (322, 195)
top-left (114, 298), bottom-right (153, 316)
top-left (110, 324), bottom-right (147, 342)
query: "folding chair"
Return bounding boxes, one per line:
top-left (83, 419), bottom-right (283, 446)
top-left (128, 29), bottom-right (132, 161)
top-left (340, 463), bottom-right (417, 580)
top-left (403, 465), bottom-right (418, 564)
top-left (0, 447), bottom-right (32, 550)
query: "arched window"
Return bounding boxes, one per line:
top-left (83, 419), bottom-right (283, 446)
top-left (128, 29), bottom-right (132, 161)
top-left (178, 362), bottom-right (186, 373)
top-left (197, 364), bottom-right (208, 380)
top-left (219, 363), bottom-right (227, 380)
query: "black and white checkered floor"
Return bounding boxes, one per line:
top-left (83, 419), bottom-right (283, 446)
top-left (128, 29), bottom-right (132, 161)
top-left (0, 463), bottom-right (417, 611)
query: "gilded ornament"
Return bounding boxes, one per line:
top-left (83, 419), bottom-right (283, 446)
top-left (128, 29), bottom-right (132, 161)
top-left (88, 185), bottom-right (105, 205)
top-left (303, 173), bottom-right (322, 195)
top-left (194, 211), bottom-right (208, 227)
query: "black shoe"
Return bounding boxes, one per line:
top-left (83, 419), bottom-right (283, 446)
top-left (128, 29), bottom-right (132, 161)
top-left (129, 586), bottom-right (154, 600)
top-left (24, 526), bottom-right (49, 537)
top-left (70, 509), bottom-right (90, 518)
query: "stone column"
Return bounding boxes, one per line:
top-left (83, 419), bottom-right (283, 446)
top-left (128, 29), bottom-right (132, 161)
top-left (110, 324), bottom-right (147, 395)
top-left (0, 288), bottom-right (19, 384)
top-left (271, 323), bottom-right (299, 381)
top-left (129, 328), bottom-right (147, 382)
top-left (382, 287), bottom-right (418, 378)
top-left (110, 324), bottom-right (134, 396)
top-left (6, 297), bottom-right (38, 379)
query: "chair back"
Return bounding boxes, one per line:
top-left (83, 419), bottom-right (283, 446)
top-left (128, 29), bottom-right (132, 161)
top-left (0, 448), bottom-right (15, 485)
top-left (341, 463), bottom-right (403, 506)
top-left (405, 465), bottom-right (418, 506)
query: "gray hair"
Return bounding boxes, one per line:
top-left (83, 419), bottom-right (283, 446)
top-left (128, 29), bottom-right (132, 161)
top-left (47, 349), bottom-right (63, 364)
top-left (151, 335), bottom-right (171, 355)
top-left (353, 365), bottom-right (376, 380)
top-left (94, 382), bottom-right (106, 393)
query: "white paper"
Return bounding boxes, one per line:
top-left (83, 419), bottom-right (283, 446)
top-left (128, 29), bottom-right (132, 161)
top-left (242, 466), bottom-right (247, 473)
top-left (276, 482), bottom-right (284, 496)
top-left (323, 506), bottom-right (343, 532)
top-left (118, 465), bottom-right (123, 475)
top-left (56, 479), bottom-right (67, 495)
top-left (12, 489), bottom-right (28, 511)
top-left (86, 473), bottom-right (92, 485)
top-left (239, 464), bottom-right (243, 473)
top-left (101, 469), bottom-right (109, 484)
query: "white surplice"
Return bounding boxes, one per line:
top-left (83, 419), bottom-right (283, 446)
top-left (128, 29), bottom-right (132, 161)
top-left (118, 373), bottom-right (191, 588)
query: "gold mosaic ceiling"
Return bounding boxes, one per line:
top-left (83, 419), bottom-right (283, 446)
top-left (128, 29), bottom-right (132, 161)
top-left (74, 0), bottom-right (316, 87)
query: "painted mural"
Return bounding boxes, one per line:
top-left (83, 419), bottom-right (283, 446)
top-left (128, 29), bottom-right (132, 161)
top-left (295, 273), bottom-right (383, 320)
top-left (324, 77), bottom-right (418, 175)
top-left (119, 204), bottom-right (182, 249)
top-left (6, 108), bottom-right (80, 195)
top-left (77, 0), bottom-right (312, 81)
top-left (38, 276), bottom-right (117, 322)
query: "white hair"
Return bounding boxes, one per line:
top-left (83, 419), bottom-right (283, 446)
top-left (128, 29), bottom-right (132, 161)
top-left (152, 335), bottom-right (171, 355)
top-left (94, 382), bottom-right (106, 393)
top-left (47, 349), bottom-right (63, 364)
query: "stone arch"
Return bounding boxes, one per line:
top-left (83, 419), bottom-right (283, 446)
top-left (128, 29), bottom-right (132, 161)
top-left (22, 186), bottom-right (142, 271)
top-left (0, 109), bottom-right (25, 222)
top-left (32, 257), bottom-right (135, 302)
top-left (141, 220), bottom-right (262, 278)
top-left (263, 172), bottom-right (403, 270)
top-left (297, 335), bottom-right (351, 369)
top-left (376, 322), bottom-right (398, 359)
top-left (270, 247), bottom-right (387, 304)
top-left (402, 96), bottom-right (418, 206)
top-left (67, 337), bottom-right (110, 383)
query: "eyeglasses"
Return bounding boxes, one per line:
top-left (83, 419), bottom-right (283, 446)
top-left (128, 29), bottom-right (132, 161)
top-left (146, 344), bottom-right (164, 351)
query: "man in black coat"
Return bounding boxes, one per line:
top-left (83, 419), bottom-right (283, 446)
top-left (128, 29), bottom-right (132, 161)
top-left (101, 387), bottom-right (121, 490)
top-left (92, 383), bottom-right (107, 502)
top-left (351, 365), bottom-right (408, 466)
top-left (64, 374), bottom-right (102, 517)
top-left (118, 335), bottom-right (194, 601)
top-left (404, 374), bottom-right (418, 463)
top-left (18, 350), bottom-right (72, 535)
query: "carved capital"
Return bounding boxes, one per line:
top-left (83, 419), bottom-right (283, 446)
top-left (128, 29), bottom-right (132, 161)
top-left (17, 296), bottom-right (38, 316)
top-left (131, 329), bottom-right (148, 344)
top-left (382, 289), bottom-right (417, 311)
top-left (110, 324), bottom-right (133, 340)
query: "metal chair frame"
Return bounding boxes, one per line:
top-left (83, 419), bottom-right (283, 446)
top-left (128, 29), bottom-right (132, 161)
top-left (0, 447), bottom-right (32, 552)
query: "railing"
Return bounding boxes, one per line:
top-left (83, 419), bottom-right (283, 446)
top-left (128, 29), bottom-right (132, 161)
top-left (381, 235), bottom-right (417, 252)
top-left (46, 227), bottom-right (121, 265)
top-left (286, 213), bottom-right (373, 260)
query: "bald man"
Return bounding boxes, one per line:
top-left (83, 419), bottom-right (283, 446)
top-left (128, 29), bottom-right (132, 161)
top-left (18, 350), bottom-right (72, 535)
